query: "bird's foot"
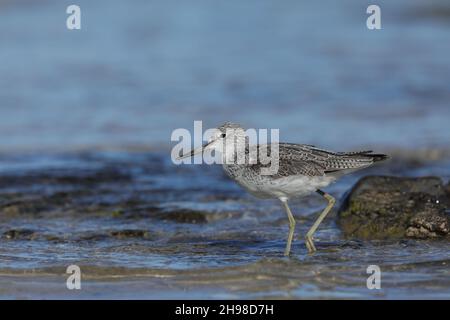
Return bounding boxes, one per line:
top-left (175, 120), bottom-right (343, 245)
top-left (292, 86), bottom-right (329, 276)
top-left (305, 235), bottom-right (317, 253)
top-left (284, 245), bottom-right (292, 257)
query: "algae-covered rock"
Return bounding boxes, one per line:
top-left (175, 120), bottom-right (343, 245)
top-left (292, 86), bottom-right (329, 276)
top-left (110, 229), bottom-right (152, 239)
top-left (406, 210), bottom-right (449, 238)
top-left (153, 209), bottom-right (211, 224)
top-left (2, 229), bottom-right (37, 240)
top-left (337, 176), bottom-right (449, 239)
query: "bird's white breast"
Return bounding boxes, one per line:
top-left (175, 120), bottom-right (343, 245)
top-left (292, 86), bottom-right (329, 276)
top-left (234, 174), bottom-right (336, 200)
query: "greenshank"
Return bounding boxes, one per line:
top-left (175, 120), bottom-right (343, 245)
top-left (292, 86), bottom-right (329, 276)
top-left (178, 122), bottom-right (388, 256)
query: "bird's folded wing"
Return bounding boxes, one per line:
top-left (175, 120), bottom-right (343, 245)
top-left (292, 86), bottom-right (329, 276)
top-left (250, 143), bottom-right (381, 178)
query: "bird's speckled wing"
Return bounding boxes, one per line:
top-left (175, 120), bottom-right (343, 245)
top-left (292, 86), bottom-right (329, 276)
top-left (249, 143), bottom-right (386, 178)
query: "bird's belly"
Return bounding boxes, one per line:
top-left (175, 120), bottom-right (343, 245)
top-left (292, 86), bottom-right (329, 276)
top-left (237, 175), bottom-right (335, 199)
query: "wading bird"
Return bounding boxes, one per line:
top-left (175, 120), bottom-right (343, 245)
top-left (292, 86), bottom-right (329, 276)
top-left (178, 122), bottom-right (388, 256)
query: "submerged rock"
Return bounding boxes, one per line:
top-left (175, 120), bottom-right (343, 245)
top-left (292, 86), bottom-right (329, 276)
top-left (153, 209), bottom-right (211, 224)
top-left (110, 229), bottom-right (151, 239)
top-left (2, 229), bottom-right (37, 240)
top-left (337, 176), bottom-right (449, 239)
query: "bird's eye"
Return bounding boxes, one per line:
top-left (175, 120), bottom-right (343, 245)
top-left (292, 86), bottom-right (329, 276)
top-left (220, 133), bottom-right (226, 138)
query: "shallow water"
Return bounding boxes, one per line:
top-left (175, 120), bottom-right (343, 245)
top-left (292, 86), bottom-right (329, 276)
top-left (0, 151), bottom-right (449, 299)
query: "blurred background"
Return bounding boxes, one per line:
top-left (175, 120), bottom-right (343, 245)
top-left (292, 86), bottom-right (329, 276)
top-left (0, 0), bottom-right (449, 152)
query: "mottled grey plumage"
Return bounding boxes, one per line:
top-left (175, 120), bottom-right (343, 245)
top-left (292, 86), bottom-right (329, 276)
top-left (180, 122), bottom-right (388, 255)
top-left (225, 142), bottom-right (386, 178)
top-left (216, 122), bottom-right (386, 173)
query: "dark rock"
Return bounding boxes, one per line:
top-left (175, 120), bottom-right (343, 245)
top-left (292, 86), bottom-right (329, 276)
top-left (116, 206), bottom-right (164, 219)
top-left (78, 233), bottom-right (109, 241)
top-left (0, 198), bottom-right (50, 216)
top-left (446, 181), bottom-right (450, 197)
top-left (44, 234), bottom-right (65, 242)
top-left (2, 229), bottom-right (37, 240)
top-left (52, 167), bottom-right (132, 185)
top-left (110, 229), bottom-right (151, 239)
top-left (338, 176), bottom-right (449, 239)
top-left (77, 229), bottom-right (153, 241)
top-left (406, 210), bottom-right (449, 239)
top-left (0, 192), bottom-right (76, 216)
top-left (0, 167), bottom-right (131, 189)
top-left (153, 209), bottom-right (211, 224)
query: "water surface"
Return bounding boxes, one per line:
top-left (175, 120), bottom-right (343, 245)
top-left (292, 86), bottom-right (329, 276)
top-left (0, 151), bottom-right (448, 299)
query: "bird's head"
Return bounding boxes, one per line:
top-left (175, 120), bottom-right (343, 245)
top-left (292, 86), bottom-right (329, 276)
top-left (177, 122), bottom-right (246, 160)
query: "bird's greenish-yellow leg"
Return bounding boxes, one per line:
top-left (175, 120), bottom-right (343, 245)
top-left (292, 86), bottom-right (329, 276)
top-left (305, 190), bottom-right (336, 253)
top-left (280, 199), bottom-right (296, 256)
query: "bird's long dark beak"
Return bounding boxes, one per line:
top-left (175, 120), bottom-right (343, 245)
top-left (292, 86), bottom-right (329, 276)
top-left (176, 141), bottom-right (213, 160)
